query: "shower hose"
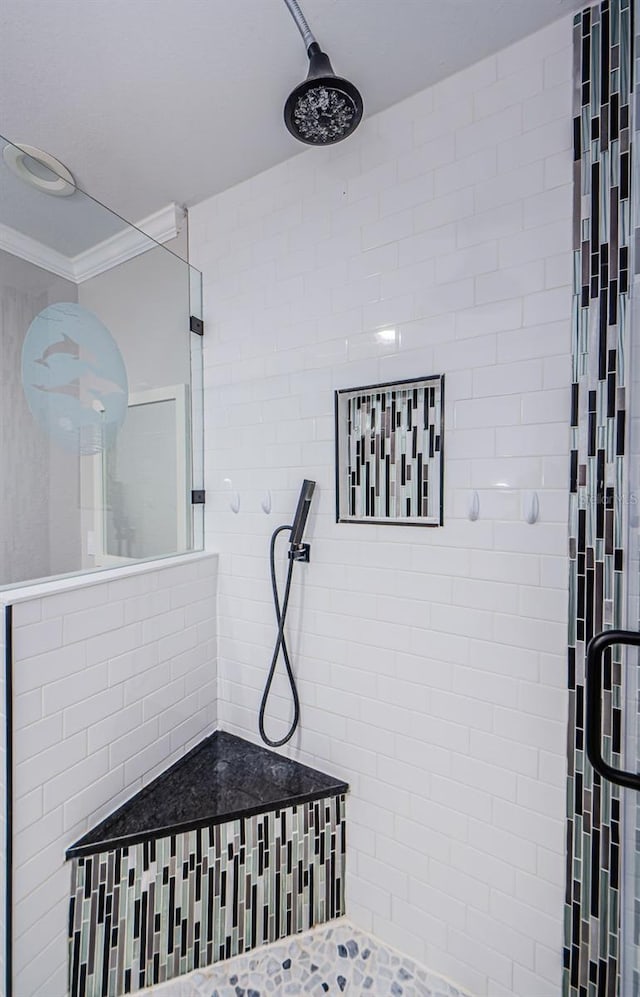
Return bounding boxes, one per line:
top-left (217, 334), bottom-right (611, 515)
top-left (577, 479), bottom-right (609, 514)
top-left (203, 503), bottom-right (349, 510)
top-left (258, 524), bottom-right (301, 747)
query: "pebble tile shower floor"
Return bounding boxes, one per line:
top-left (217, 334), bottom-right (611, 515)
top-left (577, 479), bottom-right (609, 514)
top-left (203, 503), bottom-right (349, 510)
top-left (137, 920), bottom-right (469, 997)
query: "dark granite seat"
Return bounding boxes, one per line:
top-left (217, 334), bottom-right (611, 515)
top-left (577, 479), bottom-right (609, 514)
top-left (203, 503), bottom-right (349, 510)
top-left (66, 730), bottom-right (348, 858)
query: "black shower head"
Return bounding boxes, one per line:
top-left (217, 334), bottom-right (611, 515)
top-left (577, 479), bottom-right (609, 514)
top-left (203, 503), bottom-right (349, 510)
top-left (281, 0), bottom-right (363, 146)
top-left (284, 43), bottom-right (364, 146)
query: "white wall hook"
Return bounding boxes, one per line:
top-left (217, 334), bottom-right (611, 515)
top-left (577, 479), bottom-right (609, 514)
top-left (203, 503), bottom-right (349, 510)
top-left (223, 478), bottom-right (240, 514)
top-left (261, 491), bottom-right (272, 514)
top-left (523, 491), bottom-right (539, 525)
top-left (468, 490), bottom-right (480, 522)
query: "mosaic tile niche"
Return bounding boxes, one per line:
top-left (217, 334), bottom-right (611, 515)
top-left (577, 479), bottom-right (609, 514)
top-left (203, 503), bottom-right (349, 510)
top-left (68, 796), bottom-right (346, 997)
top-left (566, 2), bottom-right (636, 994)
top-left (335, 375), bottom-right (444, 526)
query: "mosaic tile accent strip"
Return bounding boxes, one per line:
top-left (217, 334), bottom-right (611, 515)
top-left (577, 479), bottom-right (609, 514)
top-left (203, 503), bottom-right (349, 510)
top-left (335, 376), bottom-right (444, 526)
top-left (68, 795), bottom-right (346, 997)
top-left (566, 3), bottom-right (635, 994)
top-left (625, 0), bottom-right (640, 988)
top-left (138, 919), bottom-right (471, 997)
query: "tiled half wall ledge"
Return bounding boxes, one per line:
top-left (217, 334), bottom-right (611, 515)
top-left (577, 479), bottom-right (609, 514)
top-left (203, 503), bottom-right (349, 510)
top-left (66, 731), bottom-right (348, 997)
top-left (6, 552), bottom-right (219, 997)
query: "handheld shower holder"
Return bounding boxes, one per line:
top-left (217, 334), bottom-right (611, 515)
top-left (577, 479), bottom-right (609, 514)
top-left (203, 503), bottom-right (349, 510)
top-left (289, 542), bottom-right (310, 562)
top-left (259, 479), bottom-right (315, 747)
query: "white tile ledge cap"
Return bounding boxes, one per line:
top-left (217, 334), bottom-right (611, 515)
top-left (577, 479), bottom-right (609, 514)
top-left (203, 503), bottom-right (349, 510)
top-left (0, 551), bottom-right (217, 605)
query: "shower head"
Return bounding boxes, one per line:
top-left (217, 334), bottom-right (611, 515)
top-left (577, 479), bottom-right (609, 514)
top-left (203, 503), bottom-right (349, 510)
top-left (282, 0), bottom-right (363, 146)
top-left (284, 43), bottom-right (363, 146)
top-left (289, 479), bottom-right (316, 546)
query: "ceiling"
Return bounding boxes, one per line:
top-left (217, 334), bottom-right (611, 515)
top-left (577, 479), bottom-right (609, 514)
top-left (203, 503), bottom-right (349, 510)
top-left (0, 0), bottom-right (584, 224)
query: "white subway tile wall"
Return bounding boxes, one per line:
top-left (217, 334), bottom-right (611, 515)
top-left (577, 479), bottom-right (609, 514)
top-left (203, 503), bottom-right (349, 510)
top-left (9, 554), bottom-right (217, 997)
top-left (190, 16), bottom-right (572, 997)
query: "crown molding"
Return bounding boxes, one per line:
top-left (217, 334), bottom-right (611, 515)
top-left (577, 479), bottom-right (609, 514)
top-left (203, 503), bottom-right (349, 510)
top-left (0, 222), bottom-right (76, 281)
top-left (0, 202), bottom-right (185, 284)
top-left (71, 203), bottom-right (185, 281)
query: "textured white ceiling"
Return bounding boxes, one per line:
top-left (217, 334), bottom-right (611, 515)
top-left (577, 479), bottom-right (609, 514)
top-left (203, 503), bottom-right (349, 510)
top-left (0, 0), bottom-right (584, 222)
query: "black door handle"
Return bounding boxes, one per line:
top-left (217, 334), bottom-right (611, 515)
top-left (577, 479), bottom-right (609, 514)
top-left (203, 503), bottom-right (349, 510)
top-left (586, 629), bottom-right (640, 790)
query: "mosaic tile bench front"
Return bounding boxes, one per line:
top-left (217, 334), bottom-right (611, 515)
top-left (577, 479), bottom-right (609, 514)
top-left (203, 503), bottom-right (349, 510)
top-left (68, 795), bottom-right (345, 997)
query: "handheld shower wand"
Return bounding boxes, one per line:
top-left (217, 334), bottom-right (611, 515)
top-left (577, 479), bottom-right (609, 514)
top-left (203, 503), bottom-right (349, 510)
top-left (289, 477), bottom-right (315, 558)
top-left (259, 480), bottom-right (316, 747)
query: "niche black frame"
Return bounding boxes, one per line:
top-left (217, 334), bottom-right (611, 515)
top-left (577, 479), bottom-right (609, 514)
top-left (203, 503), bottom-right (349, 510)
top-left (334, 374), bottom-right (445, 528)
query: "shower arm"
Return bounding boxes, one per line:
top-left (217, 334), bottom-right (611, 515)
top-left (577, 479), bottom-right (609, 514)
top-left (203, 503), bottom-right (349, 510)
top-left (282, 0), bottom-right (318, 55)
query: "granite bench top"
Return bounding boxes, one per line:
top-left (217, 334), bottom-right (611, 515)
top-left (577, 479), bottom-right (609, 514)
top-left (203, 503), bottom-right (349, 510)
top-left (66, 730), bottom-right (348, 859)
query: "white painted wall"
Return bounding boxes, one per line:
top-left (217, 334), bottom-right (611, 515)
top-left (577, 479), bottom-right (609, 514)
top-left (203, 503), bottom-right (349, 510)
top-left (190, 16), bottom-right (572, 997)
top-left (77, 229), bottom-right (191, 396)
top-left (0, 251), bottom-right (81, 586)
top-left (6, 553), bottom-right (217, 997)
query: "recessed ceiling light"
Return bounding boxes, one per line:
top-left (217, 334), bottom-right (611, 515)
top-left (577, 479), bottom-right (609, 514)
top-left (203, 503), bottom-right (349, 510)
top-left (2, 142), bottom-right (75, 197)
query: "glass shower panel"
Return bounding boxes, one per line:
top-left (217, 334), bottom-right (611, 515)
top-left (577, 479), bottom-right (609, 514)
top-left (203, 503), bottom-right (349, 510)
top-left (104, 395), bottom-right (180, 560)
top-left (623, 253), bottom-right (640, 997)
top-left (190, 264), bottom-right (205, 552)
top-left (623, 12), bottom-right (640, 990)
top-left (0, 133), bottom-right (204, 588)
